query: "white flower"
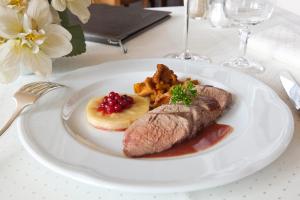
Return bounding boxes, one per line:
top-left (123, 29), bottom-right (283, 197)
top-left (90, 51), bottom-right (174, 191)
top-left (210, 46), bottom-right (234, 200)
top-left (0, 0), bottom-right (62, 24)
top-left (51, 0), bottom-right (91, 24)
top-left (0, 0), bottom-right (72, 83)
top-left (0, 40), bottom-right (22, 83)
top-left (0, 0), bottom-right (27, 11)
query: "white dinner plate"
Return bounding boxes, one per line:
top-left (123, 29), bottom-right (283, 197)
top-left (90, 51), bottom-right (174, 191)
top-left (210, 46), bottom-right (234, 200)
top-left (18, 58), bottom-right (294, 193)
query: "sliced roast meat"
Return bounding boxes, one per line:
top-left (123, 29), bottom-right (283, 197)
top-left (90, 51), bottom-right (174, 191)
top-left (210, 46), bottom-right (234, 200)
top-left (196, 85), bottom-right (232, 109)
top-left (123, 108), bottom-right (192, 157)
top-left (123, 85), bottom-right (232, 157)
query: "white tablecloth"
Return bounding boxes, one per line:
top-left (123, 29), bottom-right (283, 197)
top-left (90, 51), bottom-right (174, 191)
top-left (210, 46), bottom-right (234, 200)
top-left (1, 6), bottom-right (300, 200)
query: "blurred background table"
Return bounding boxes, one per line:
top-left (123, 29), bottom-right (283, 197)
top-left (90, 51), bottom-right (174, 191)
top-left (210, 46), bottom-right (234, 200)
top-left (1, 5), bottom-right (300, 200)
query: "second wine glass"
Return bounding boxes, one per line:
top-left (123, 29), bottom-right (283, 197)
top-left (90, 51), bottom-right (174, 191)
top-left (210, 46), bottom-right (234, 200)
top-left (223, 0), bottom-right (275, 73)
top-left (165, 0), bottom-right (211, 61)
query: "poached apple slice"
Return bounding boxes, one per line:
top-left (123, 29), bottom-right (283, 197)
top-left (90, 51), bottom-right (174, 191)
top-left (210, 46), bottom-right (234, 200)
top-left (86, 95), bottom-right (149, 131)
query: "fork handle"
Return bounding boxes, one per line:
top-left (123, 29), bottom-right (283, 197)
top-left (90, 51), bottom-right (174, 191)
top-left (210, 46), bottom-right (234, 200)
top-left (0, 105), bottom-right (27, 136)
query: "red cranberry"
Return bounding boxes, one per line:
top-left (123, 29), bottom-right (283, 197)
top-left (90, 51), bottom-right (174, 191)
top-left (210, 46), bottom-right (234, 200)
top-left (119, 100), bottom-right (128, 107)
top-left (125, 103), bottom-right (132, 109)
top-left (107, 97), bottom-right (114, 102)
top-left (117, 98), bottom-right (123, 104)
top-left (109, 92), bottom-right (116, 98)
top-left (126, 97), bottom-right (134, 104)
top-left (97, 92), bottom-right (134, 114)
top-left (108, 99), bottom-right (116, 106)
top-left (103, 96), bottom-right (108, 103)
top-left (105, 106), bottom-right (114, 114)
top-left (114, 93), bottom-right (121, 100)
top-left (114, 104), bottom-right (122, 112)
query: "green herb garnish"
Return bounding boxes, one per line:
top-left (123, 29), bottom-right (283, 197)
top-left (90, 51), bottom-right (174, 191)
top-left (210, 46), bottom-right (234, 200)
top-left (171, 81), bottom-right (197, 106)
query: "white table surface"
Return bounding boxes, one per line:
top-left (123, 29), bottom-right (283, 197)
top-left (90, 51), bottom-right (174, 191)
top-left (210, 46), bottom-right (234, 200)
top-left (1, 6), bottom-right (300, 200)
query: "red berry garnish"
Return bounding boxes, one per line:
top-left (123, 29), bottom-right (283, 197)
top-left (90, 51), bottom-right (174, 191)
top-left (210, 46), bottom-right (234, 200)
top-left (114, 104), bottom-right (122, 112)
top-left (126, 97), bottom-right (134, 104)
top-left (107, 97), bottom-right (113, 102)
top-left (97, 92), bottom-right (134, 114)
top-left (114, 93), bottom-right (121, 100)
top-left (103, 96), bottom-right (108, 103)
top-left (119, 99), bottom-right (128, 107)
top-left (105, 106), bottom-right (114, 114)
top-left (109, 92), bottom-right (115, 98)
top-left (108, 99), bottom-right (116, 106)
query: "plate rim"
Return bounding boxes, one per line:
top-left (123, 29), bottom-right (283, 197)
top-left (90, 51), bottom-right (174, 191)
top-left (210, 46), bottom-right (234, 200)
top-left (17, 58), bottom-right (295, 193)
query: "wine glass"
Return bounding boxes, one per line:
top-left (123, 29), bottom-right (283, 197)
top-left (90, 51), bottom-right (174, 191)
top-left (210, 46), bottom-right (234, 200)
top-left (165, 0), bottom-right (211, 61)
top-left (223, 0), bottom-right (275, 73)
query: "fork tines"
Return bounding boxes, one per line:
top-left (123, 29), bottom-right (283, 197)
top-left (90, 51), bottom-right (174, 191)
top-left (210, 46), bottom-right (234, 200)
top-left (19, 81), bottom-right (64, 96)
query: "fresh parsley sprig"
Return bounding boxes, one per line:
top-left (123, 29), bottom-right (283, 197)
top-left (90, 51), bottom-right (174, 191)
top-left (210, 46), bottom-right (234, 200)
top-left (171, 81), bottom-right (197, 106)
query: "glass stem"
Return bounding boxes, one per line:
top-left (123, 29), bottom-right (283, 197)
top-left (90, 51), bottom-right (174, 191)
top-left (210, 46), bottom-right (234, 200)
top-left (183, 0), bottom-right (191, 60)
top-left (238, 26), bottom-right (251, 58)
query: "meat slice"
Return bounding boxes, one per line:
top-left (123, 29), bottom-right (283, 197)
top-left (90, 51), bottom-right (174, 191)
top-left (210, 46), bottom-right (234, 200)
top-left (123, 85), bottom-right (232, 157)
top-left (123, 108), bottom-right (192, 157)
top-left (196, 85), bottom-right (232, 109)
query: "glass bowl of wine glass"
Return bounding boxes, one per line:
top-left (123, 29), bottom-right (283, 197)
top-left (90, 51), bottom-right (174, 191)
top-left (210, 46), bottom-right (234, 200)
top-left (223, 0), bottom-right (276, 73)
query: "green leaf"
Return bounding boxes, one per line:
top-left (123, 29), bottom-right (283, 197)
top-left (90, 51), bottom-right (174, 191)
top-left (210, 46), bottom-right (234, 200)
top-left (58, 10), bottom-right (70, 27)
top-left (65, 25), bottom-right (86, 57)
top-left (57, 10), bottom-right (86, 57)
top-left (171, 81), bottom-right (197, 106)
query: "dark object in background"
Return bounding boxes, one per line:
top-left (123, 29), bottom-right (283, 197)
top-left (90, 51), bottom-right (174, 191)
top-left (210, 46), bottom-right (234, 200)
top-left (70, 4), bottom-right (171, 53)
top-left (112, 0), bottom-right (183, 7)
top-left (147, 0), bottom-right (183, 7)
top-left (149, 0), bottom-right (167, 7)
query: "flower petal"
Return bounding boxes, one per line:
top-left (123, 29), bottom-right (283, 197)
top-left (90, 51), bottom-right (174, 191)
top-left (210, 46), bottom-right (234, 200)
top-left (0, 6), bottom-right (23, 39)
top-left (81, 0), bottom-right (92, 8)
top-left (50, 7), bottom-right (61, 24)
top-left (51, 0), bottom-right (66, 12)
top-left (68, 0), bottom-right (90, 24)
top-left (0, 0), bottom-right (10, 6)
top-left (26, 0), bottom-right (53, 28)
top-left (21, 46), bottom-right (52, 76)
top-left (23, 14), bottom-right (32, 33)
top-left (41, 25), bottom-right (72, 58)
top-left (45, 23), bottom-right (72, 40)
top-left (0, 40), bottom-right (21, 83)
top-left (0, 65), bottom-right (20, 83)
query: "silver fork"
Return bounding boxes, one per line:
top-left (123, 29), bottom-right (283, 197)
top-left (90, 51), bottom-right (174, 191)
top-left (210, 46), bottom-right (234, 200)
top-left (0, 81), bottom-right (65, 136)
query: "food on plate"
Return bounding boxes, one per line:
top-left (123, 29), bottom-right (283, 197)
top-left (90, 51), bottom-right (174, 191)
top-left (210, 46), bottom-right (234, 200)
top-left (86, 92), bottom-right (149, 131)
top-left (85, 64), bottom-right (232, 158)
top-left (97, 92), bottom-right (135, 114)
top-left (123, 85), bottom-right (232, 157)
top-left (170, 81), bottom-right (197, 106)
top-left (134, 64), bottom-right (199, 108)
top-left (143, 123), bottom-right (233, 158)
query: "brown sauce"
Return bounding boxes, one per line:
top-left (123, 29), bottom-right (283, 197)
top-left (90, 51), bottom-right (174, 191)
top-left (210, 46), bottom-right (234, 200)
top-left (143, 124), bottom-right (233, 158)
